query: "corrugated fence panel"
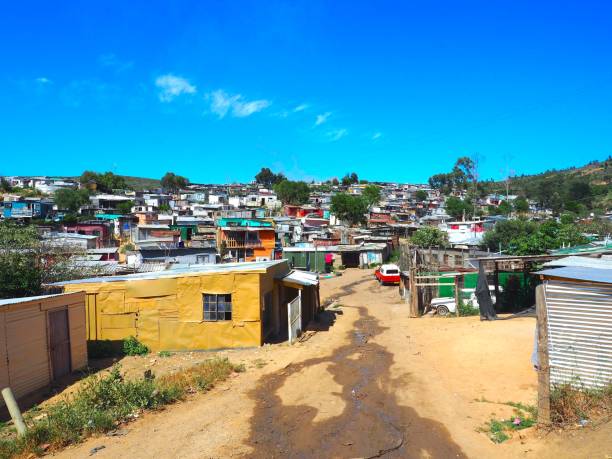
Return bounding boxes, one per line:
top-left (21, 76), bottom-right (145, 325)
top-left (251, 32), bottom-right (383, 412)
top-left (545, 280), bottom-right (612, 388)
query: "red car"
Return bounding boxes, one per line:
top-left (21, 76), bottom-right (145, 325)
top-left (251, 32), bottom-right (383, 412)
top-left (374, 264), bottom-right (401, 285)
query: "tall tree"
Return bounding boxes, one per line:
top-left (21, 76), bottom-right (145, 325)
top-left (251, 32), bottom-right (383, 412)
top-left (54, 188), bottom-right (90, 213)
top-left (79, 171), bottom-right (127, 193)
top-left (410, 227), bottom-right (449, 248)
top-left (362, 184), bottom-right (381, 207)
top-left (255, 168), bottom-right (285, 188)
top-left (161, 172), bottom-right (189, 193)
top-left (273, 180), bottom-right (310, 205)
top-left (330, 193), bottom-right (368, 226)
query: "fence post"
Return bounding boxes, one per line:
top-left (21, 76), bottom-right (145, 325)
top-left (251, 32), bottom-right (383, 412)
top-left (536, 284), bottom-right (551, 425)
top-left (1, 387), bottom-right (26, 436)
top-left (454, 274), bottom-right (463, 317)
top-left (409, 268), bottom-right (419, 318)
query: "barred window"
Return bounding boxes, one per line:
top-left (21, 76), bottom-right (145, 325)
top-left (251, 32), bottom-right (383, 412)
top-left (203, 294), bottom-right (232, 321)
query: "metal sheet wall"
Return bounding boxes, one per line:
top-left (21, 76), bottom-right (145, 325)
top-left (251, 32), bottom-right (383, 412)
top-left (544, 280), bottom-right (612, 388)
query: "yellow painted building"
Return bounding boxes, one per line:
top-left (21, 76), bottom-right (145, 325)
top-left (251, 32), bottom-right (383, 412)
top-left (56, 260), bottom-right (319, 351)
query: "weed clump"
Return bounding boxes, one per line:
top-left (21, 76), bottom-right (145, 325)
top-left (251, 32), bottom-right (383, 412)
top-left (0, 357), bottom-right (244, 458)
top-left (550, 381), bottom-right (612, 426)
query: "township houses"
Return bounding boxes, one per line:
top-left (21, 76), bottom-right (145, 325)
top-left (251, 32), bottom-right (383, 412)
top-left (54, 260), bottom-right (319, 351)
top-left (216, 218), bottom-right (276, 262)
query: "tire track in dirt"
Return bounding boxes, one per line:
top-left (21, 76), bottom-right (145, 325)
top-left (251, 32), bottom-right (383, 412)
top-left (244, 276), bottom-right (466, 458)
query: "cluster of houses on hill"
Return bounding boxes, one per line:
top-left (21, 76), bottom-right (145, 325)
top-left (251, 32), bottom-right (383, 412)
top-left (0, 175), bottom-right (527, 271)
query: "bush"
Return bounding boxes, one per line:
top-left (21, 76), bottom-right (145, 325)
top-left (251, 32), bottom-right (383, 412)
top-left (458, 300), bottom-right (479, 316)
top-left (122, 336), bottom-right (150, 356)
top-left (0, 358), bottom-right (244, 458)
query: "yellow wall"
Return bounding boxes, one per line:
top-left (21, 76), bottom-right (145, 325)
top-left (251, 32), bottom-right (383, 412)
top-left (63, 266), bottom-right (288, 351)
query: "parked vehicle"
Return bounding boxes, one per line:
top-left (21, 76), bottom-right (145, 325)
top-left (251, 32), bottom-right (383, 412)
top-left (374, 264), bottom-right (401, 285)
top-left (428, 286), bottom-right (502, 316)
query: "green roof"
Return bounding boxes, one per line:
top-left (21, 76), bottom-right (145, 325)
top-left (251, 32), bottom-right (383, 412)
top-left (217, 218), bottom-right (272, 227)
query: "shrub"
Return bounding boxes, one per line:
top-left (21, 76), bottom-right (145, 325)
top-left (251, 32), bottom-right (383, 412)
top-left (123, 336), bottom-right (150, 356)
top-left (458, 300), bottom-right (479, 317)
top-left (0, 358), bottom-right (244, 458)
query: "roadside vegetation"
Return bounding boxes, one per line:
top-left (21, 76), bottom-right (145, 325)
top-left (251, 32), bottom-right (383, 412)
top-left (476, 399), bottom-right (537, 443)
top-left (0, 358), bottom-right (245, 458)
top-left (550, 381), bottom-right (612, 427)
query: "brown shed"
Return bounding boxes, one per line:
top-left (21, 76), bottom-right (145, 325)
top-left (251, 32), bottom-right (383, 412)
top-left (0, 291), bottom-right (87, 403)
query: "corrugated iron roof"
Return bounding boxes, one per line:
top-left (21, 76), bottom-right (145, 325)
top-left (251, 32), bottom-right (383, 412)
top-left (535, 266), bottom-right (612, 284)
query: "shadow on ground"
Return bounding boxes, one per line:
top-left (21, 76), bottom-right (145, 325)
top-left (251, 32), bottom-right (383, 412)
top-left (244, 276), bottom-right (466, 458)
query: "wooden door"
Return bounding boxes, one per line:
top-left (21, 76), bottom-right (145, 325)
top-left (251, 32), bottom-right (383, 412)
top-left (49, 309), bottom-right (71, 380)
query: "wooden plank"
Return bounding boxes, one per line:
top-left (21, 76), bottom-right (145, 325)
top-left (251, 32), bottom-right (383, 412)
top-left (536, 284), bottom-right (551, 425)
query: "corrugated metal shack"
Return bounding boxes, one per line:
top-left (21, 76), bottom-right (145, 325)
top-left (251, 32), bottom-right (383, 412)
top-left (55, 260), bottom-right (320, 351)
top-left (536, 265), bottom-right (612, 389)
top-left (0, 292), bottom-right (87, 403)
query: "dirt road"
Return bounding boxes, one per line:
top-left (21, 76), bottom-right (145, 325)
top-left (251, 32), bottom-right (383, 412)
top-left (57, 269), bottom-right (611, 458)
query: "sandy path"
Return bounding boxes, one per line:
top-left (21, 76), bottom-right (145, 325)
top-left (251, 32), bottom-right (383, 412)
top-left (55, 269), bottom-right (611, 458)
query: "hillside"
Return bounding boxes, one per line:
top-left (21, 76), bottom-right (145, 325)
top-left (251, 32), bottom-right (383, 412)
top-left (486, 157), bottom-right (612, 213)
top-left (121, 175), bottom-right (161, 191)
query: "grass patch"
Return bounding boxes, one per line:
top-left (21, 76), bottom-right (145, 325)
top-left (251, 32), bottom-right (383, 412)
top-left (477, 400), bottom-right (537, 443)
top-left (550, 381), bottom-right (612, 426)
top-left (157, 351), bottom-right (173, 358)
top-left (0, 357), bottom-right (244, 458)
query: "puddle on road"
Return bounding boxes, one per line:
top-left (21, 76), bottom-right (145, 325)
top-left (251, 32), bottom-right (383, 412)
top-left (244, 299), bottom-right (466, 458)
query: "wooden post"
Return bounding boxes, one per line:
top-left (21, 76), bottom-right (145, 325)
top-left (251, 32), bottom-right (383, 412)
top-left (409, 268), bottom-right (419, 318)
top-left (454, 274), bottom-right (463, 317)
top-left (536, 284), bottom-right (551, 425)
top-left (493, 261), bottom-right (500, 309)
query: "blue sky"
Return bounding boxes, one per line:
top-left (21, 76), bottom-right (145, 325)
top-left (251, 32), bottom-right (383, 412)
top-left (1, 1), bottom-right (611, 184)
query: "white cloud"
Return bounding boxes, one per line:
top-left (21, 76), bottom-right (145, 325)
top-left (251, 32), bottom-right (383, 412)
top-left (315, 112), bottom-right (331, 126)
top-left (327, 128), bottom-right (348, 141)
top-left (155, 74), bottom-right (196, 102)
top-left (372, 132), bottom-right (383, 141)
top-left (35, 77), bottom-right (51, 84)
top-left (293, 103), bottom-right (308, 112)
top-left (209, 90), bottom-right (270, 118)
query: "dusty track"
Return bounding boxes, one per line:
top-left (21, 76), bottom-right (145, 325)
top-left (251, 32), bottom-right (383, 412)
top-left (56, 268), bottom-right (611, 459)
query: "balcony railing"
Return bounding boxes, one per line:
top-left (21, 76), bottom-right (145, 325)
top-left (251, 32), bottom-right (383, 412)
top-left (224, 239), bottom-right (263, 248)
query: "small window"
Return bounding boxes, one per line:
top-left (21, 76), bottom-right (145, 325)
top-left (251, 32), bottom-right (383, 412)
top-left (203, 294), bottom-right (232, 321)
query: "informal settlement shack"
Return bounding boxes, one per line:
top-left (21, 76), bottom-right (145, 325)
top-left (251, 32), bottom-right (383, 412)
top-left (55, 260), bottom-right (319, 351)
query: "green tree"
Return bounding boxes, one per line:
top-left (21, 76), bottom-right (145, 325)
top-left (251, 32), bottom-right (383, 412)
top-left (80, 171), bottom-right (127, 193)
top-left (54, 188), bottom-right (90, 213)
top-left (341, 172), bottom-right (359, 186)
top-left (445, 196), bottom-right (470, 220)
top-left (497, 200), bottom-right (512, 216)
top-left (0, 177), bottom-right (12, 192)
top-left (330, 193), bottom-right (368, 226)
top-left (362, 184), bottom-right (381, 207)
top-left (513, 197), bottom-right (529, 214)
top-left (116, 200), bottom-right (134, 215)
top-left (161, 172), bottom-right (189, 193)
top-left (410, 226), bottom-right (449, 248)
top-left (273, 180), bottom-right (310, 205)
top-left (255, 167), bottom-right (285, 188)
top-left (415, 190), bottom-right (428, 202)
top-left (0, 222), bottom-right (95, 299)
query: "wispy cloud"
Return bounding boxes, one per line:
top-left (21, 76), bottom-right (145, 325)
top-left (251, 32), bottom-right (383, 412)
top-left (155, 74), bottom-right (196, 102)
top-left (327, 128), bottom-right (348, 141)
top-left (372, 131), bottom-right (383, 141)
top-left (293, 103), bottom-right (309, 112)
top-left (35, 77), bottom-right (52, 84)
top-left (315, 112), bottom-right (331, 126)
top-left (209, 90), bottom-right (270, 118)
top-left (98, 53), bottom-right (134, 73)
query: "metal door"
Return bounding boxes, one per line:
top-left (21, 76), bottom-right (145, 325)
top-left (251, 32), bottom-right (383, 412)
top-left (49, 309), bottom-right (71, 380)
